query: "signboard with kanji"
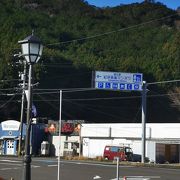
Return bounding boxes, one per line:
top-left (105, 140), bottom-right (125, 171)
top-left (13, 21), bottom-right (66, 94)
top-left (94, 71), bottom-right (143, 91)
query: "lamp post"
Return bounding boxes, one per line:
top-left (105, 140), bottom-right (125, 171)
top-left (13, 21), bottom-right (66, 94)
top-left (18, 32), bottom-right (43, 180)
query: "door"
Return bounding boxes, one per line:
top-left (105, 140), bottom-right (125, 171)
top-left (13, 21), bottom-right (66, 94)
top-left (165, 145), bottom-right (171, 163)
top-left (107, 146), bottom-right (125, 160)
top-left (6, 140), bottom-right (15, 155)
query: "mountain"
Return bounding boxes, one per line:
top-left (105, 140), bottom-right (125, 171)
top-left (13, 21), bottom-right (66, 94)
top-left (0, 0), bottom-right (179, 123)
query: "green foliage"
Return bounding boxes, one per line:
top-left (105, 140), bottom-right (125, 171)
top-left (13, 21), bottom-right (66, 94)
top-left (0, 0), bottom-right (179, 89)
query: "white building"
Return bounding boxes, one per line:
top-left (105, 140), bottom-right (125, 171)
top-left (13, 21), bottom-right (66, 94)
top-left (50, 135), bottom-right (80, 157)
top-left (81, 123), bottom-right (180, 163)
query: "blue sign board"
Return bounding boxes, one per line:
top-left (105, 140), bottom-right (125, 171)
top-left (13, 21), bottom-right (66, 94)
top-left (94, 71), bottom-right (143, 91)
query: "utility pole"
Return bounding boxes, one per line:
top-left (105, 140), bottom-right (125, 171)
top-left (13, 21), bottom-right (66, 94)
top-left (141, 81), bottom-right (147, 163)
top-left (58, 90), bottom-right (62, 180)
top-left (18, 61), bottom-right (27, 156)
top-left (79, 124), bottom-right (82, 158)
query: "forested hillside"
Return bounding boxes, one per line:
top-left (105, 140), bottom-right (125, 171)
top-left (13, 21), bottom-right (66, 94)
top-left (0, 0), bottom-right (179, 123)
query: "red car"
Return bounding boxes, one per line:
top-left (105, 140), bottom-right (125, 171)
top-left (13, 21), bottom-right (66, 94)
top-left (103, 145), bottom-right (133, 161)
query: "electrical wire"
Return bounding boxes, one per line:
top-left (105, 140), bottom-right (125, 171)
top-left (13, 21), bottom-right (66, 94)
top-left (33, 78), bottom-right (180, 93)
top-left (0, 91), bottom-right (179, 103)
top-left (147, 79), bottom-right (180, 85)
top-left (0, 95), bottom-right (17, 109)
top-left (0, 79), bottom-right (21, 82)
top-left (41, 71), bottom-right (92, 80)
top-left (64, 99), bottom-right (123, 120)
top-left (0, 87), bottom-right (179, 101)
top-left (34, 92), bottom-right (179, 101)
top-left (46, 13), bottom-right (177, 47)
top-left (35, 93), bottom-right (76, 119)
top-left (132, 105), bottom-right (142, 123)
top-left (34, 88), bottom-right (95, 93)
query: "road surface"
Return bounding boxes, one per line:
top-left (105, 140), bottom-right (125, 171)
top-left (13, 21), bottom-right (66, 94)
top-left (0, 157), bottom-right (179, 180)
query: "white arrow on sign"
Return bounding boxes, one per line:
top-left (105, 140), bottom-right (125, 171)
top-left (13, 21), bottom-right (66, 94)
top-left (93, 175), bottom-right (102, 179)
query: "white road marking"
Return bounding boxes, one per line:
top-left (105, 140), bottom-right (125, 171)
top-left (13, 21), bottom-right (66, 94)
top-left (48, 165), bottom-right (57, 167)
top-left (62, 161), bottom-right (132, 168)
top-left (0, 162), bottom-right (22, 166)
top-left (111, 176), bottom-right (160, 180)
top-left (0, 168), bottom-right (12, 171)
top-left (12, 167), bottom-right (19, 170)
top-left (0, 159), bottom-right (21, 163)
top-left (32, 165), bottom-right (40, 168)
top-left (0, 165), bottom-right (40, 171)
top-left (93, 175), bottom-right (102, 179)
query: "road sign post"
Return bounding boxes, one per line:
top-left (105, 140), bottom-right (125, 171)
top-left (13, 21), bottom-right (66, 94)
top-left (93, 71), bottom-right (147, 164)
top-left (141, 81), bottom-right (147, 163)
top-left (116, 157), bottom-right (120, 180)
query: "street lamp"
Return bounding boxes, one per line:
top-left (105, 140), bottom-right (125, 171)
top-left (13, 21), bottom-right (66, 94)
top-left (18, 32), bottom-right (43, 180)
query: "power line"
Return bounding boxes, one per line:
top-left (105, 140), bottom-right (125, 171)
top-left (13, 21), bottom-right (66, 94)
top-left (0, 93), bottom-right (22, 96)
top-left (0, 95), bottom-right (17, 109)
top-left (0, 88), bottom-right (21, 91)
top-left (46, 13), bottom-right (177, 46)
top-left (32, 92), bottom-right (180, 101)
top-left (0, 79), bottom-right (21, 82)
top-left (64, 99), bottom-right (122, 120)
top-left (0, 78), bottom-right (179, 98)
top-left (0, 91), bottom-right (179, 103)
top-left (59, 92), bottom-right (180, 101)
top-left (147, 79), bottom-right (180, 85)
top-left (33, 78), bottom-right (180, 92)
top-left (41, 71), bottom-right (92, 80)
top-left (1, 85), bottom-right (179, 97)
top-left (34, 88), bottom-right (95, 92)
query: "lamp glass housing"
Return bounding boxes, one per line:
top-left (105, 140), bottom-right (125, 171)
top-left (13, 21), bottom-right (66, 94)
top-left (19, 35), bottom-right (43, 64)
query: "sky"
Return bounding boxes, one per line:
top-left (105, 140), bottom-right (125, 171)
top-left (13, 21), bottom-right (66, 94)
top-left (86, 0), bottom-right (180, 10)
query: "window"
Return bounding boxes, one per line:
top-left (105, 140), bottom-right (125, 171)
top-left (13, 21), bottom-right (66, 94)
top-left (71, 142), bottom-right (79, 149)
top-left (125, 148), bottom-right (132, 153)
top-left (110, 146), bottom-right (119, 152)
top-left (64, 142), bottom-right (68, 149)
top-left (118, 147), bottom-right (124, 152)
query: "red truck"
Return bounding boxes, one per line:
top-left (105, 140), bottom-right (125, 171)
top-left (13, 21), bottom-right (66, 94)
top-left (103, 145), bottom-right (133, 161)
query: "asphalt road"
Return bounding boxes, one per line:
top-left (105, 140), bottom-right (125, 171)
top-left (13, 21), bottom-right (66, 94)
top-left (0, 157), bottom-right (180, 180)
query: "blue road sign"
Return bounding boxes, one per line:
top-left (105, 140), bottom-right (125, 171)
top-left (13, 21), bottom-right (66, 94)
top-left (94, 71), bottom-right (143, 91)
top-left (105, 82), bottom-right (111, 89)
top-left (127, 84), bottom-right (132, 90)
top-left (133, 74), bottom-right (142, 83)
top-left (97, 82), bottom-right (104, 88)
top-left (112, 83), bottom-right (118, 89)
top-left (120, 84), bottom-right (125, 90)
top-left (134, 84), bottom-right (139, 90)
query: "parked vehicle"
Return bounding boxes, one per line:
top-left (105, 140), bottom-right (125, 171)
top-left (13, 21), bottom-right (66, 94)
top-left (103, 145), bottom-right (133, 161)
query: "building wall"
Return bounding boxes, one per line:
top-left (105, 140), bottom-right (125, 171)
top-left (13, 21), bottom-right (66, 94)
top-left (48, 123), bottom-right (180, 163)
top-left (0, 120), bottom-right (45, 156)
top-left (82, 138), bottom-right (133, 159)
top-left (0, 120), bottom-right (26, 155)
top-left (87, 139), bottom-right (113, 158)
top-left (81, 123), bottom-right (180, 139)
top-left (51, 135), bottom-right (79, 156)
top-left (147, 141), bottom-right (155, 162)
top-left (81, 123), bottom-right (180, 163)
